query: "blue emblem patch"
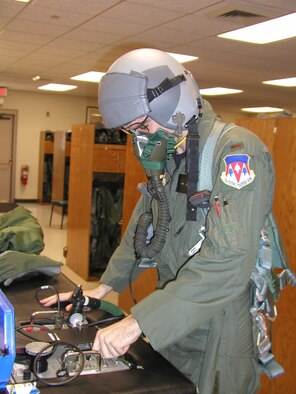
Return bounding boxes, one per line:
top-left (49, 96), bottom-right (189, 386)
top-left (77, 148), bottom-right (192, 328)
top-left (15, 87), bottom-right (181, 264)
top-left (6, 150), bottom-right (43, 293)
top-left (220, 154), bottom-right (255, 189)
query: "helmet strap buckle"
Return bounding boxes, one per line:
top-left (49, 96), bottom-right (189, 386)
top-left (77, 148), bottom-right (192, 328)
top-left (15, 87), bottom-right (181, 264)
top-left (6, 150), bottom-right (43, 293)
top-left (172, 111), bottom-right (185, 136)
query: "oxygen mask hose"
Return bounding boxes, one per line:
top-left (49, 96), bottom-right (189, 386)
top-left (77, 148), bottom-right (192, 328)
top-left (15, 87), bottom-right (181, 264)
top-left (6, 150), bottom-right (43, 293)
top-left (134, 175), bottom-right (171, 259)
top-left (132, 129), bottom-right (174, 259)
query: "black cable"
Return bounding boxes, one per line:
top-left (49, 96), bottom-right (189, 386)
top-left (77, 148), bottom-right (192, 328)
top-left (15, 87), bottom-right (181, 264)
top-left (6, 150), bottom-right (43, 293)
top-left (87, 315), bottom-right (124, 327)
top-left (35, 285), bottom-right (61, 315)
top-left (61, 320), bottom-right (72, 328)
top-left (10, 372), bottom-right (17, 385)
top-left (128, 260), bottom-right (140, 305)
top-left (32, 341), bottom-right (85, 386)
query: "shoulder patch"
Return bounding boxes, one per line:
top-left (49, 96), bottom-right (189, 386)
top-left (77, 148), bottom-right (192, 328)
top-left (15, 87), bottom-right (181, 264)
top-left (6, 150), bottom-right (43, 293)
top-left (220, 154), bottom-right (255, 189)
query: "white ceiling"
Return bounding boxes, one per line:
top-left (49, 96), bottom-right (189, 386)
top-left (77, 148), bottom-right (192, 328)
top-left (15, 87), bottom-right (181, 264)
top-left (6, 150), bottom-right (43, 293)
top-left (0, 0), bottom-right (295, 115)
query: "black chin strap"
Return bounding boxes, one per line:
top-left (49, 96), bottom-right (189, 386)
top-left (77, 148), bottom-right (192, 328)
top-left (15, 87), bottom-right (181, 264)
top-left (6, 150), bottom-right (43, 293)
top-left (186, 116), bottom-right (200, 221)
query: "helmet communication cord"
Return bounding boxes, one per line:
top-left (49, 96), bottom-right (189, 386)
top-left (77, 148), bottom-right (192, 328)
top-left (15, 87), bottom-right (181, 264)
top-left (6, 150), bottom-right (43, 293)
top-left (185, 115), bottom-right (200, 221)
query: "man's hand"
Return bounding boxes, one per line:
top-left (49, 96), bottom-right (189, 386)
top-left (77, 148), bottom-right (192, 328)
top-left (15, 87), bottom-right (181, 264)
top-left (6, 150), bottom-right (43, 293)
top-left (39, 290), bottom-right (73, 311)
top-left (92, 315), bottom-right (142, 358)
top-left (39, 284), bottom-right (112, 312)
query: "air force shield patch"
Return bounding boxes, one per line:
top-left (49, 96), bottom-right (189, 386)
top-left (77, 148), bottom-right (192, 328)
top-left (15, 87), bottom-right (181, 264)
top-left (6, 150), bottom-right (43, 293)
top-left (220, 154), bottom-right (255, 189)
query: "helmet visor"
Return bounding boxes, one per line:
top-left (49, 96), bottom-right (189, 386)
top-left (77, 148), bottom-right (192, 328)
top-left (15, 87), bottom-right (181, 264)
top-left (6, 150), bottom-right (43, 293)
top-left (98, 72), bottom-right (151, 129)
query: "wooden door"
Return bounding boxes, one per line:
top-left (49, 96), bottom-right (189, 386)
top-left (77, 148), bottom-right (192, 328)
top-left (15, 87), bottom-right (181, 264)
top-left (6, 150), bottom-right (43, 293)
top-left (52, 131), bottom-right (67, 214)
top-left (67, 124), bottom-right (95, 280)
top-left (0, 113), bottom-right (15, 202)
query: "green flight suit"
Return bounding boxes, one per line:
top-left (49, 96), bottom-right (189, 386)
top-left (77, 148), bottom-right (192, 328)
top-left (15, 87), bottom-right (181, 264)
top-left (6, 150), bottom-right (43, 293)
top-left (100, 101), bottom-right (275, 393)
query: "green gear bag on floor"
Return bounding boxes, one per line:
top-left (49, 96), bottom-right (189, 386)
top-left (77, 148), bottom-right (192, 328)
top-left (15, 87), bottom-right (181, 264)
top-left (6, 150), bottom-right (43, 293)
top-left (0, 250), bottom-right (62, 286)
top-left (0, 206), bottom-right (44, 254)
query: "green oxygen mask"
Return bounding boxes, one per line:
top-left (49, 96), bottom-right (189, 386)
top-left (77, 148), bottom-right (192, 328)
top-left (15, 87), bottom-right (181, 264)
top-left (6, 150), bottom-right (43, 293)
top-left (132, 129), bottom-right (176, 177)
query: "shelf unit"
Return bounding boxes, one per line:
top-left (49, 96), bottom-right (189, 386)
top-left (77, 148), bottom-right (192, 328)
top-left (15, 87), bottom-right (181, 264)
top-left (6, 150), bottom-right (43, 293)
top-left (67, 124), bottom-right (128, 280)
top-left (38, 130), bottom-right (71, 205)
top-left (38, 131), bottom-right (54, 203)
top-left (66, 124), bottom-right (158, 308)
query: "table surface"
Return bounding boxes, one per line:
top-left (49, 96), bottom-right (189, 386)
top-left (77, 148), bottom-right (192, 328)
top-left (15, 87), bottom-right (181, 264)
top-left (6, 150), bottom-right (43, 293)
top-left (1, 274), bottom-right (196, 394)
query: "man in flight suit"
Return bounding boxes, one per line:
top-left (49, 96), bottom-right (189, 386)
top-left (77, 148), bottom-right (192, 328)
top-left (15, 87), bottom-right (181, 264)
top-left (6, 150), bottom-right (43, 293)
top-left (42, 48), bottom-right (276, 393)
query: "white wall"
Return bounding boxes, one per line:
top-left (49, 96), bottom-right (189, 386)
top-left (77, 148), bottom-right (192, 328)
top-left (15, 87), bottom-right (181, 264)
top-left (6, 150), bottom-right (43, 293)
top-left (2, 90), bottom-right (97, 200)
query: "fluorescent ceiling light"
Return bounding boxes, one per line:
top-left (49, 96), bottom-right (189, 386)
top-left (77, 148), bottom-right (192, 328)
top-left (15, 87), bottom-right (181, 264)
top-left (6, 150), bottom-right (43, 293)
top-left (38, 83), bottom-right (77, 92)
top-left (71, 71), bottom-right (105, 83)
top-left (14, 0), bottom-right (31, 2)
top-left (200, 87), bottom-right (243, 96)
top-left (263, 77), bottom-right (296, 87)
top-left (241, 107), bottom-right (284, 113)
top-left (167, 52), bottom-right (198, 63)
top-left (218, 12), bottom-right (296, 44)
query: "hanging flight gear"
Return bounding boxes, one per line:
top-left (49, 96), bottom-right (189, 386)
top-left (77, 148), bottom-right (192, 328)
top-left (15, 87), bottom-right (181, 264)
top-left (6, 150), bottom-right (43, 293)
top-left (251, 228), bottom-right (284, 378)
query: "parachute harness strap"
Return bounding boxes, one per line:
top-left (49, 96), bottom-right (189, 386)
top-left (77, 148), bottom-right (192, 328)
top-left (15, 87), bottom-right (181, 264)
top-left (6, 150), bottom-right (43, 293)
top-left (250, 229), bottom-right (284, 378)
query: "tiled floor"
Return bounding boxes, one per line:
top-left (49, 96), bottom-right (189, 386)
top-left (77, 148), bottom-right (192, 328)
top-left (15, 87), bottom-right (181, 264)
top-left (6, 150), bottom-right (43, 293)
top-left (20, 202), bottom-right (119, 305)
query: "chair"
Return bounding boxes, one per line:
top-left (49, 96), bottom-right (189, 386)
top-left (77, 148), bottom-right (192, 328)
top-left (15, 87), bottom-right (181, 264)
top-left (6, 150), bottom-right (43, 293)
top-left (49, 200), bottom-right (68, 229)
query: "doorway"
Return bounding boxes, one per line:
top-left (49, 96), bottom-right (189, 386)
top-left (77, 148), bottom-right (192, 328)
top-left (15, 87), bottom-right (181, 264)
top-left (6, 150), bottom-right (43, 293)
top-left (0, 109), bottom-right (17, 202)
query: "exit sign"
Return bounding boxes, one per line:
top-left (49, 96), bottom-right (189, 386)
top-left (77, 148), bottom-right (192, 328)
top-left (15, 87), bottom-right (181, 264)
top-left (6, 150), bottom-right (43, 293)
top-left (0, 87), bottom-right (7, 97)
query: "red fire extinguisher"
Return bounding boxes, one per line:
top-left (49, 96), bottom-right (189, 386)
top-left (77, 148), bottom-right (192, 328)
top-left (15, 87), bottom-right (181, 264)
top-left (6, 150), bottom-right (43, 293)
top-left (21, 164), bottom-right (29, 185)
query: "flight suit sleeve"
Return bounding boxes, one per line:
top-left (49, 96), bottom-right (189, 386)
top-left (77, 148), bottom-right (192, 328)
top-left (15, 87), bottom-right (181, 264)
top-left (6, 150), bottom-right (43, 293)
top-left (131, 129), bottom-right (275, 350)
top-left (100, 195), bottom-right (149, 292)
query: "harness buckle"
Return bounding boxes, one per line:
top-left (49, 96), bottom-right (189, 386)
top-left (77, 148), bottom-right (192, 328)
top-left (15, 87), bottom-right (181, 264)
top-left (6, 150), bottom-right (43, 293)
top-left (189, 190), bottom-right (211, 209)
top-left (278, 269), bottom-right (289, 290)
top-left (185, 227), bottom-right (206, 258)
top-left (257, 332), bottom-right (272, 355)
top-left (256, 314), bottom-right (272, 355)
top-left (266, 305), bottom-right (277, 322)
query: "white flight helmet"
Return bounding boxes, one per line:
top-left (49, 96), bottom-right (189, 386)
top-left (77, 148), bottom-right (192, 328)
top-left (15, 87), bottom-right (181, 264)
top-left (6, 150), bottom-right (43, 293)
top-left (98, 48), bottom-right (203, 131)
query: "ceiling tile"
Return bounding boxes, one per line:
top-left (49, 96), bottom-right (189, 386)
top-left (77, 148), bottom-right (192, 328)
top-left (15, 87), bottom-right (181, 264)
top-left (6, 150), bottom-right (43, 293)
top-left (0, 0), bottom-right (26, 17)
top-left (127, 0), bottom-right (217, 13)
top-left (30, 0), bottom-right (120, 15)
top-left (5, 18), bottom-right (70, 37)
top-left (99, 2), bottom-right (182, 26)
top-left (0, 30), bottom-right (53, 45)
top-left (81, 15), bottom-right (148, 36)
top-left (63, 28), bottom-right (124, 45)
top-left (16, 4), bottom-right (91, 27)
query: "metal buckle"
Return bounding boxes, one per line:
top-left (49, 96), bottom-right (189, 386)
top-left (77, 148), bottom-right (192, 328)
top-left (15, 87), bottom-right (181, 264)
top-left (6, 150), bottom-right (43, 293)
top-left (256, 314), bottom-right (272, 356)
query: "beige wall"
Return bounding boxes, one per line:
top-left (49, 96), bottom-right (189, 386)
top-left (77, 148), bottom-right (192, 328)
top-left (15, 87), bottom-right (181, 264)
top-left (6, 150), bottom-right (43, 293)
top-left (2, 90), bottom-right (97, 200)
top-left (1, 90), bottom-right (249, 200)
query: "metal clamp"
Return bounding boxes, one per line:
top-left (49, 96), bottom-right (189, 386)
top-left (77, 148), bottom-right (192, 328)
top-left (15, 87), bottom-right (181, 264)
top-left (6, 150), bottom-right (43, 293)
top-left (185, 226), bottom-right (206, 257)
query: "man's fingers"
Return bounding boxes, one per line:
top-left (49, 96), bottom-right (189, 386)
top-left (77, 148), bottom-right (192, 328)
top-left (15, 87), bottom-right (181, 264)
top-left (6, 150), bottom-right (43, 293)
top-left (100, 339), bottom-right (117, 358)
top-left (40, 291), bottom-right (73, 307)
top-left (40, 295), bottom-right (58, 306)
top-left (94, 331), bottom-right (118, 358)
top-left (92, 330), bottom-right (129, 358)
top-left (100, 340), bottom-right (129, 358)
top-left (92, 315), bottom-right (141, 359)
top-left (65, 304), bottom-right (73, 312)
